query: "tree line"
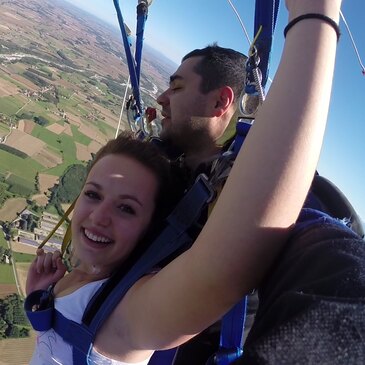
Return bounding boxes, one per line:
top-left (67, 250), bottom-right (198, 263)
top-left (0, 294), bottom-right (30, 339)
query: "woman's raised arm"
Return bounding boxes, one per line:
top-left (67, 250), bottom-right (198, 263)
top-left (100, 0), bottom-right (343, 359)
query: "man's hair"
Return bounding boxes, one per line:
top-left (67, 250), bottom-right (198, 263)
top-left (182, 43), bottom-right (247, 101)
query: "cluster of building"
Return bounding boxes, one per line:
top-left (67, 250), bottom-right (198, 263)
top-left (12, 209), bottom-right (65, 252)
top-left (20, 85), bottom-right (55, 99)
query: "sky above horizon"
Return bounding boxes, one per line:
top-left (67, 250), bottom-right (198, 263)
top-left (66, 0), bottom-right (365, 221)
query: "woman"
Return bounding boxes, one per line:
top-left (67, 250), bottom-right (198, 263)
top-left (27, 132), bottom-right (184, 364)
top-left (26, 0), bottom-right (342, 363)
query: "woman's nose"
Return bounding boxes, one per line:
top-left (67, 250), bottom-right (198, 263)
top-left (90, 202), bottom-right (111, 227)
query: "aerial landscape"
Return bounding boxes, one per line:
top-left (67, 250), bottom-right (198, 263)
top-left (0, 0), bottom-right (175, 363)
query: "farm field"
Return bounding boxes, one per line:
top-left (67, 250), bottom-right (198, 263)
top-left (0, 334), bottom-right (36, 365)
top-left (0, 264), bottom-right (14, 283)
top-left (0, 0), bottom-right (174, 361)
top-left (0, 197), bottom-right (27, 222)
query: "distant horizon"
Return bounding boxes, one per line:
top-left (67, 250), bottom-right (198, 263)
top-left (62, 0), bottom-right (365, 220)
top-left (63, 0), bottom-right (180, 66)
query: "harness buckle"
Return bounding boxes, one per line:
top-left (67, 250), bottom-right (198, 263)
top-left (195, 173), bottom-right (216, 204)
top-left (209, 152), bottom-right (234, 188)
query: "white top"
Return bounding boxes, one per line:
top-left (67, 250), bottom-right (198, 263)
top-left (29, 279), bottom-right (151, 365)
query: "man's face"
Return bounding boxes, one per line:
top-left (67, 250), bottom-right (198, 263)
top-left (157, 57), bottom-right (221, 152)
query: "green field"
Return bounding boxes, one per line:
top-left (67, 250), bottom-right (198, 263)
top-left (57, 86), bottom-right (74, 99)
top-left (25, 101), bottom-right (58, 123)
top-left (95, 119), bottom-right (115, 139)
top-left (6, 174), bottom-right (35, 196)
top-left (58, 96), bottom-right (79, 109)
top-left (0, 123), bottom-right (9, 134)
top-left (31, 124), bottom-right (77, 167)
top-left (0, 74), bottom-right (25, 90)
top-left (71, 125), bottom-right (92, 145)
top-left (0, 96), bottom-right (24, 116)
top-left (46, 161), bottom-right (76, 176)
top-left (12, 252), bottom-right (34, 263)
top-left (0, 232), bottom-right (7, 249)
top-left (0, 182), bottom-right (13, 207)
top-left (45, 144), bottom-right (62, 159)
top-left (0, 264), bottom-right (15, 284)
top-left (0, 150), bottom-right (44, 181)
top-left (59, 71), bottom-right (85, 85)
top-left (31, 123), bottom-right (62, 149)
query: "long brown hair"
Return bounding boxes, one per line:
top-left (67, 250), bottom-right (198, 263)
top-left (86, 132), bottom-right (185, 272)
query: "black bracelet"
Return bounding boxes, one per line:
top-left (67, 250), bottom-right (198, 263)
top-left (284, 13), bottom-right (341, 41)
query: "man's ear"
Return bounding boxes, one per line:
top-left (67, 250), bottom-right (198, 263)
top-left (213, 86), bottom-right (234, 117)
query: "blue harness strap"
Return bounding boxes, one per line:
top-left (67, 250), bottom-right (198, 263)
top-left (53, 310), bottom-right (94, 363)
top-left (148, 348), bottom-right (178, 365)
top-left (135, 1), bottom-right (149, 86)
top-left (84, 175), bottom-right (215, 334)
top-left (215, 298), bottom-right (247, 365)
top-left (25, 174), bottom-right (214, 364)
top-left (216, 2), bottom-right (281, 362)
top-left (24, 175), bottom-right (215, 364)
top-left (232, 119), bottom-right (253, 158)
top-left (254, 0), bottom-right (280, 88)
top-left (24, 289), bottom-right (54, 331)
top-left (113, 0), bottom-right (142, 114)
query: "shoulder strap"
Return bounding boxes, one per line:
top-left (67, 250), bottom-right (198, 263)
top-left (50, 174), bottom-right (216, 364)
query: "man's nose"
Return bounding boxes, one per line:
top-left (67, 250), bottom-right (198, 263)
top-left (157, 89), bottom-right (169, 105)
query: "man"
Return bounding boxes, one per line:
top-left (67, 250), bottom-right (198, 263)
top-left (156, 44), bottom-right (250, 364)
top-left (155, 43), bottom-right (365, 364)
top-left (157, 44), bottom-right (246, 170)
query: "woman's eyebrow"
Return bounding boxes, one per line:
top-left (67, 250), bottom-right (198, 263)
top-left (85, 181), bottom-right (101, 189)
top-left (118, 194), bottom-right (143, 207)
top-left (85, 181), bottom-right (143, 207)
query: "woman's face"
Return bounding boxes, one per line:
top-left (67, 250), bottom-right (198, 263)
top-left (71, 154), bottom-right (159, 274)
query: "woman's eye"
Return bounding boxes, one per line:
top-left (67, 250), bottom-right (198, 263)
top-left (119, 204), bottom-right (135, 215)
top-left (84, 190), bottom-right (100, 200)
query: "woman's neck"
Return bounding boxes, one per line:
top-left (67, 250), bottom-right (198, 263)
top-left (54, 267), bottom-right (110, 297)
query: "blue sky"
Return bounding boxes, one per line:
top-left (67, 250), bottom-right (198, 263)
top-left (66, 0), bottom-right (365, 221)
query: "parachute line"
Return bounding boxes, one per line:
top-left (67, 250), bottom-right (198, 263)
top-left (226, 0), bottom-right (251, 48)
top-left (340, 10), bottom-right (365, 75)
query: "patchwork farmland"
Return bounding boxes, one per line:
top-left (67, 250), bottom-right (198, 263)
top-left (0, 0), bottom-right (174, 361)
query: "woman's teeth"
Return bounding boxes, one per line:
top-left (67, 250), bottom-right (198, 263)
top-left (84, 229), bottom-right (112, 243)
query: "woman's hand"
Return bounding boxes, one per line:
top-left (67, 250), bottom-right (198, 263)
top-left (26, 249), bottom-right (67, 295)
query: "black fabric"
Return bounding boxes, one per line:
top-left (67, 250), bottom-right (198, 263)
top-left (305, 174), bottom-right (364, 238)
top-left (235, 217), bottom-right (365, 364)
top-left (173, 323), bottom-right (221, 365)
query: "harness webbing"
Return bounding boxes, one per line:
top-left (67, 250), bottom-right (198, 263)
top-left (26, 1), bottom-right (282, 363)
top-left (113, 0), bottom-right (143, 115)
top-left (51, 174), bottom-right (215, 364)
top-left (254, 0), bottom-right (280, 88)
top-left (216, 298), bottom-right (247, 364)
top-left (135, 1), bottom-right (149, 85)
top-left (215, 2), bottom-right (281, 363)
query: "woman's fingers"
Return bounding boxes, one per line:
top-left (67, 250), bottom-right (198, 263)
top-left (35, 249), bottom-right (62, 274)
top-left (54, 256), bottom-right (67, 281)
